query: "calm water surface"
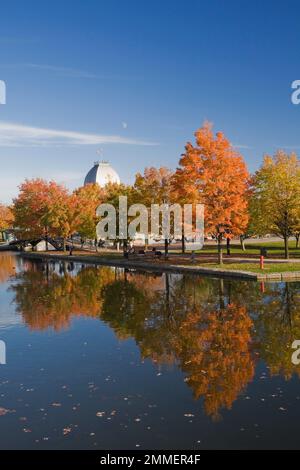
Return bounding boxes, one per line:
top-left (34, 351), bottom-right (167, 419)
top-left (0, 252), bottom-right (300, 449)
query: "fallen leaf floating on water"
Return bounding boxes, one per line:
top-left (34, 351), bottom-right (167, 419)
top-left (96, 411), bottom-right (105, 417)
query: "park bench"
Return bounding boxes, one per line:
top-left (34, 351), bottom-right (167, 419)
top-left (125, 250), bottom-right (163, 262)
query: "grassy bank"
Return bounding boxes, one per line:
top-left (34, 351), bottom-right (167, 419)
top-left (204, 262), bottom-right (300, 274)
top-left (195, 240), bottom-right (300, 257)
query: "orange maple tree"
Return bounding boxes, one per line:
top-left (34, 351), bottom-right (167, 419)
top-left (134, 167), bottom-right (174, 253)
top-left (0, 203), bottom-right (14, 233)
top-left (173, 122), bottom-right (250, 258)
top-left (74, 183), bottom-right (104, 243)
top-left (13, 178), bottom-right (76, 249)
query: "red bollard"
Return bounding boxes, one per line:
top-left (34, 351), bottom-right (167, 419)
top-left (260, 255), bottom-right (264, 269)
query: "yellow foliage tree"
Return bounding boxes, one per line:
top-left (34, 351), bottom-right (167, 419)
top-left (251, 151), bottom-right (300, 259)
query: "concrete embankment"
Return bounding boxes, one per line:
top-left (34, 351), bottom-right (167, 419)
top-left (0, 245), bottom-right (16, 252)
top-left (19, 251), bottom-right (300, 282)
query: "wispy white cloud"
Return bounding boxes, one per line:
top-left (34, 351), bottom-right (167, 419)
top-left (2, 63), bottom-right (140, 80)
top-left (232, 143), bottom-right (252, 150)
top-left (0, 121), bottom-right (157, 147)
top-left (20, 63), bottom-right (98, 79)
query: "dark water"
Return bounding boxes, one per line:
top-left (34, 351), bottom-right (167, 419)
top-left (0, 252), bottom-right (300, 449)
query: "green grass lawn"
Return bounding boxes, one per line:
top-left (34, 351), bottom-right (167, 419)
top-left (72, 240), bottom-right (299, 258)
top-left (34, 249), bottom-right (300, 274)
top-left (203, 262), bottom-right (300, 273)
top-left (194, 240), bottom-right (300, 257)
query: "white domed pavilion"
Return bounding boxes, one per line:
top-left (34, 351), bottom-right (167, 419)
top-left (84, 161), bottom-right (120, 187)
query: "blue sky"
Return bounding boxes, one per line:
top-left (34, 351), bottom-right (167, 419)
top-left (1, 0), bottom-right (300, 202)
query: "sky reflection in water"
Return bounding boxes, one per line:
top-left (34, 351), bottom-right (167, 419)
top-left (0, 252), bottom-right (300, 449)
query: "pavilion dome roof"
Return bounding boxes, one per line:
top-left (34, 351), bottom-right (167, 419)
top-left (84, 161), bottom-right (120, 187)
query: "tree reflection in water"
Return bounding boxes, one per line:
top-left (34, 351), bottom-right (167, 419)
top-left (0, 253), bottom-right (17, 283)
top-left (8, 260), bottom-right (300, 419)
top-left (10, 260), bottom-right (116, 330)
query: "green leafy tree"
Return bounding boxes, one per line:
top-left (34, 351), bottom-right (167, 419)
top-left (251, 151), bottom-right (300, 258)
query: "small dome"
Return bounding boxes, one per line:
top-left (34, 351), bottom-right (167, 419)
top-left (84, 161), bottom-right (120, 187)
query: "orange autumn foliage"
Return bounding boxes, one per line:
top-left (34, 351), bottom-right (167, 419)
top-left (13, 179), bottom-right (71, 240)
top-left (0, 253), bottom-right (17, 283)
top-left (11, 265), bottom-right (116, 331)
top-left (0, 203), bottom-right (14, 231)
top-left (12, 179), bottom-right (101, 246)
top-left (174, 122), bottom-right (250, 241)
top-left (176, 303), bottom-right (254, 419)
top-left (74, 183), bottom-right (104, 240)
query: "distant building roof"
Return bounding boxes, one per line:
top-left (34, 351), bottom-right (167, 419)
top-left (84, 161), bottom-right (120, 187)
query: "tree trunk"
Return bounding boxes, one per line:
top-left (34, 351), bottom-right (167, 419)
top-left (296, 234), bottom-right (300, 249)
top-left (45, 228), bottom-right (49, 252)
top-left (240, 236), bottom-right (245, 251)
top-left (284, 236), bottom-right (289, 259)
top-left (165, 273), bottom-right (170, 316)
top-left (62, 238), bottom-right (66, 252)
top-left (217, 235), bottom-right (223, 265)
top-left (219, 279), bottom-right (225, 309)
top-left (164, 239), bottom-right (169, 258)
top-left (181, 224), bottom-right (185, 254)
top-left (226, 238), bottom-right (231, 255)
